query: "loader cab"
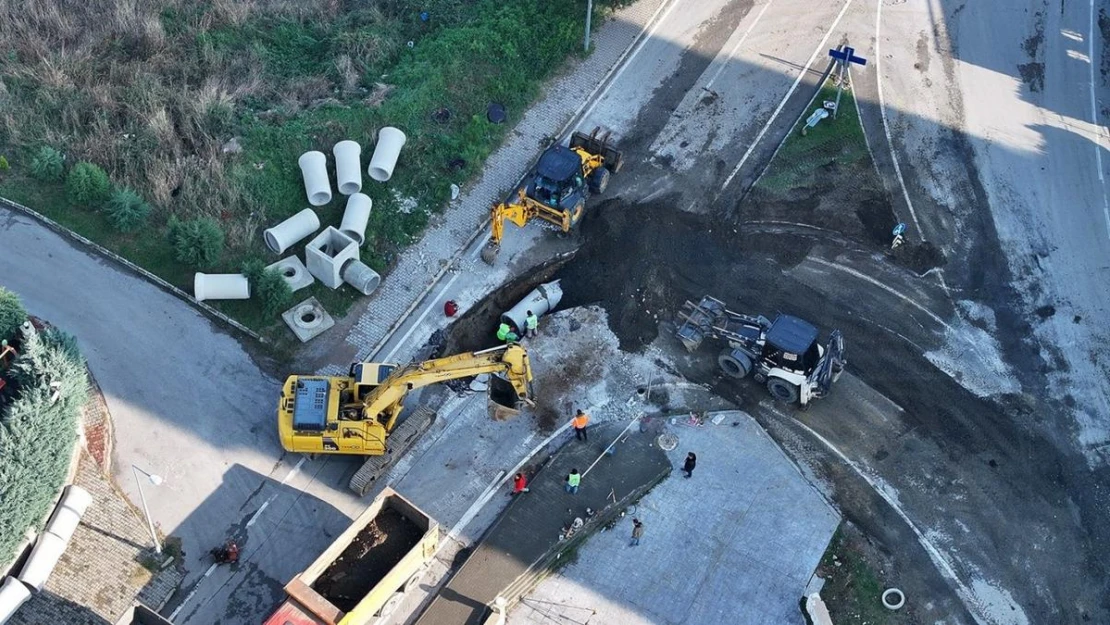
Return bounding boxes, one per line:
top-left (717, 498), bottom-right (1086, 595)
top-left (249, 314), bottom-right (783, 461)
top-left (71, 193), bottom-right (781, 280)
top-left (527, 145), bottom-right (585, 208)
top-left (762, 315), bottom-right (821, 374)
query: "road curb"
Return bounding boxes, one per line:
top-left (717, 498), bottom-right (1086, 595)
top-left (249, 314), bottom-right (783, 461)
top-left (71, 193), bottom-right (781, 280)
top-left (0, 196), bottom-right (266, 344)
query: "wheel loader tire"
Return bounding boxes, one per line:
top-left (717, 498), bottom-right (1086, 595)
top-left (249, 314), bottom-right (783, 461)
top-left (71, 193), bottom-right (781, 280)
top-left (588, 167), bottom-right (611, 194)
top-left (717, 349), bottom-right (752, 379)
top-left (568, 198), bottom-right (586, 226)
top-left (766, 377), bottom-right (800, 404)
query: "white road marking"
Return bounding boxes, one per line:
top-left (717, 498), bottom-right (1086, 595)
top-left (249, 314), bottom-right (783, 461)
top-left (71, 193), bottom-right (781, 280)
top-left (777, 409), bottom-right (990, 625)
top-left (703, 0), bottom-right (775, 90)
top-left (380, 270), bottom-right (463, 363)
top-left (808, 257), bottom-right (953, 331)
top-left (281, 456), bottom-right (307, 485)
top-left (571, 0), bottom-right (685, 135)
top-left (245, 500), bottom-right (269, 528)
top-left (168, 564), bottom-right (219, 621)
top-left (1087, 0), bottom-right (1110, 237)
top-left (719, 0), bottom-right (855, 192)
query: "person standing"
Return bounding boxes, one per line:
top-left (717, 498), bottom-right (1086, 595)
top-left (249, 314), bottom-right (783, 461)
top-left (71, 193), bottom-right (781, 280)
top-left (571, 409), bottom-right (590, 442)
top-left (682, 452), bottom-right (697, 478)
top-left (565, 469), bottom-right (581, 494)
top-left (629, 518), bottom-right (644, 547)
top-left (511, 472), bottom-right (530, 495)
top-left (525, 310), bottom-right (539, 338)
top-left (496, 321), bottom-right (519, 343)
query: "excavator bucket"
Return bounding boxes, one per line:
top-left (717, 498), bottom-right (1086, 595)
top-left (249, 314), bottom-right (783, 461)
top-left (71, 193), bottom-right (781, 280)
top-left (569, 127), bottom-right (624, 173)
top-left (488, 374), bottom-right (525, 421)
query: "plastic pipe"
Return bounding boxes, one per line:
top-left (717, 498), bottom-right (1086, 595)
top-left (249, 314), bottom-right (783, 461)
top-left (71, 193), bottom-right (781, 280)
top-left (368, 127), bottom-right (407, 182)
top-left (501, 280), bottom-right (563, 334)
top-left (264, 208), bottom-right (320, 254)
top-left (332, 140), bottom-right (363, 195)
top-left (340, 193), bottom-right (373, 245)
top-left (298, 151), bottom-right (332, 206)
top-left (17, 532), bottom-right (67, 591)
top-left (0, 577), bottom-right (32, 621)
top-left (341, 259), bottom-right (381, 295)
top-left (194, 273), bottom-right (250, 301)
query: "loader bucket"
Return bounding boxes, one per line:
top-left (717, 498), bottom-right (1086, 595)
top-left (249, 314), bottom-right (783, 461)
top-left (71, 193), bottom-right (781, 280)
top-left (488, 374), bottom-right (524, 421)
top-left (570, 127), bottom-right (624, 173)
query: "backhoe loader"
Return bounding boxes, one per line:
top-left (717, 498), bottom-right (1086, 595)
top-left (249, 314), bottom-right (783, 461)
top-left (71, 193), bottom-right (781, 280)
top-left (278, 344), bottom-right (535, 495)
top-left (481, 127), bottom-right (623, 264)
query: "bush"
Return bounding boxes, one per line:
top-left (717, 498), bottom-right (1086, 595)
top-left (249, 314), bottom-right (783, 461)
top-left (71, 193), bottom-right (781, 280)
top-left (0, 287), bottom-right (27, 342)
top-left (104, 187), bottom-right (152, 232)
top-left (0, 155), bottom-right (9, 170)
top-left (29, 146), bottom-right (65, 181)
top-left (66, 162), bottom-right (112, 208)
top-left (242, 260), bottom-right (293, 317)
top-left (168, 216), bottom-right (225, 269)
top-left (0, 325), bottom-right (86, 566)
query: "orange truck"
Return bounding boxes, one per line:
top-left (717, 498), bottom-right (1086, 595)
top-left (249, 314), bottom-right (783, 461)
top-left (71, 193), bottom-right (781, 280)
top-left (263, 488), bottom-right (439, 625)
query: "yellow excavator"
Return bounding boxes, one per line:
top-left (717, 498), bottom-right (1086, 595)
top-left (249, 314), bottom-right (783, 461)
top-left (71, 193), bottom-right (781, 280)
top-left (480, 127), bottom-right (623, 264)
top-left (278, 344), bottom-right (535, 495)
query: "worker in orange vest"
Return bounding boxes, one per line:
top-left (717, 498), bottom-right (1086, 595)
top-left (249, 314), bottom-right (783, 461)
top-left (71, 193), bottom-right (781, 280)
top-left (571, 409), bottom-right (590, 442)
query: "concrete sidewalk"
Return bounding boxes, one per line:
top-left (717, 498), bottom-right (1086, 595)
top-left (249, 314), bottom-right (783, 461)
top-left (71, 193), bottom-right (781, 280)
top-left (413, 422), bottom-right (671, 625)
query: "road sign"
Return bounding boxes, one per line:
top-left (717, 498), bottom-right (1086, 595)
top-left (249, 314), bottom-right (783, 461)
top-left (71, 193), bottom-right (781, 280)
top-left (829, 46), bottom-right (867, 66)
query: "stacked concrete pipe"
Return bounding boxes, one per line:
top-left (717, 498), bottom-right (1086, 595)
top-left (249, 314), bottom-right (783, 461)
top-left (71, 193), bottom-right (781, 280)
top-left (264, 208), bottom-right (320, 254)
top-left (0, 576), bottom-right (31, 622)
top-left (298, 151), bottom-right (332, 206)
top-left (501, 280), bottom-right (562, 334)
top-left (194, 273), bottom-right (250, 301)
top-left (368, 127), bottom-right (407, 182)
top-left (333, 140), bottom-right (363, 195)
top-left (340, 193), bottom-right (373, 245)
top-left (15, 486), bottom-right (93, 594)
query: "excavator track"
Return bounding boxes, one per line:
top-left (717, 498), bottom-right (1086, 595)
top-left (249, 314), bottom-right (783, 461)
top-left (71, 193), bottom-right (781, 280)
top-left (348, 407), bottom-right (438, 496)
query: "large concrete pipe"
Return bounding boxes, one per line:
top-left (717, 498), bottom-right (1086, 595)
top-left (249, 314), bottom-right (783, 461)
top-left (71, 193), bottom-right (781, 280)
top-left (264, 208), bottom-right (320, 254)
top-left (16, 532), bottom-right (66, 591)
top-left (298, 151), bottom-right (332, 206)
top-left (368, 127), bottom-right (407, 182)
top-left (340, 193), bottom-right (373, 245)
top-left (332, 140), bottom-right (363, 195)
top-left (341, 259), bottom-right (381, 296)
top-left (501, 280), bottom-right (562, 334)
top-left (194, 273), bottom-right (250, 301)
top-left (0, 577), bottom-right (32, 622)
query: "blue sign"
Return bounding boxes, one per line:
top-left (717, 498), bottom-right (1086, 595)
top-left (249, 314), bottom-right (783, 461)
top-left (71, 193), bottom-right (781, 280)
top-left (829, 46), bottom-right (868, 66)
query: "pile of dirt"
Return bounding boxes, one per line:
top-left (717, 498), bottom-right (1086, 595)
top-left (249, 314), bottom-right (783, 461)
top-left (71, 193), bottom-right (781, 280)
top-left (312, 507), bottom-right (423, 612)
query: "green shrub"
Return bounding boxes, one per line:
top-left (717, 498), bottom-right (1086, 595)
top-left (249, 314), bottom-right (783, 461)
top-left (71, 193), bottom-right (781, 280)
top-left (168, 216), bottom-right (225, 269)
top-left (0, 287), bottom-right (27, 342)
top-left (66, 162), bottom-right (112, 208)
top-left (0, 155), bottom-right (9, 170)
top-left (242, 259), bottom-right (293, 317)
top-left (104, 187), bottom-right (152, 232)
top-left (29, 146), bottom-right (65, 181)
top-left (0, 325), bottom-right (86, 565)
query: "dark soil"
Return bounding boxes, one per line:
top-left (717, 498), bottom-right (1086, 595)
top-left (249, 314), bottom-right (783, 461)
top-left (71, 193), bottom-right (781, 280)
top-left (312, 507), bottom-right (423, 612)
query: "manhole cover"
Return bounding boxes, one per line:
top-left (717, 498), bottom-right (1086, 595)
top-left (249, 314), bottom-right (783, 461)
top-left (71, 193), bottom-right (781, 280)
top-left (486, 102), bottom-right (507, 124)
top-left (656, 432), bottom-right (678, 451)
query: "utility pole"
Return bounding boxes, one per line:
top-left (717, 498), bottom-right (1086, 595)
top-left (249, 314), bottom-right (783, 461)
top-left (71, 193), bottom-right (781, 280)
top-left (584, 0), bottom-right (594, 52)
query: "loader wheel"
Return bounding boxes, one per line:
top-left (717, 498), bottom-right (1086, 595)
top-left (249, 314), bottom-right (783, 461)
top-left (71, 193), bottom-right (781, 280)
top-left (588, 167), bottom-right (611, 194)
top-left (568, 198), bottom-right (586, 226)
top-left (717, 349), bottom-right (752, 379)
top-left (766, 377), bottom-right (799, 404)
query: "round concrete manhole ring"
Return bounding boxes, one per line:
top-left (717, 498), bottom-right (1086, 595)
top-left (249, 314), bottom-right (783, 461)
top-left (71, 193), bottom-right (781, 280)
top-left (882, 588), bottom-right (905, 610)
top-left (656, 432), bottom-right (678, 451)
top-left (294, 304), bottom-right (323, 330)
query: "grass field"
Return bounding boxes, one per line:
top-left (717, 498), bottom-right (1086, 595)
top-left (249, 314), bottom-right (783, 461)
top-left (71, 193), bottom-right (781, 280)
top-left (0, 0), bottom-right (626, 341)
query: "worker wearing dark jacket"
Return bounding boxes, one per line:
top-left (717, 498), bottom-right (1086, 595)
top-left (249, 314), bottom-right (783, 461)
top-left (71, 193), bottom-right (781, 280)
top-left (682, 452), bottom-right (697, 478)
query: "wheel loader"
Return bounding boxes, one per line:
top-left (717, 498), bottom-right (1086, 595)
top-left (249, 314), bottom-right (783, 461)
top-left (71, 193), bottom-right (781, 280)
top-left (481, 127), bottom-right (624, 264)
top-left (676, 296), bottom-right (846, 408)
top-left (278, 344), bottom-right (535, 495)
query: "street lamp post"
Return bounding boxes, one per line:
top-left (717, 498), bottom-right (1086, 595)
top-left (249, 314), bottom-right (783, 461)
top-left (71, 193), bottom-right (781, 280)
top-left (132, 464), bottom-right (164, 555)
top-left (584, 0), bottom-right (594, 52)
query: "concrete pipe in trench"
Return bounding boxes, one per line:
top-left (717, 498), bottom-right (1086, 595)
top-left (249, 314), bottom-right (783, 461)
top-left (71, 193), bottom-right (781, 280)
top-left (368, 127), bottom-right (407, 182)
top-left (332, 140), bottom-right (363, 195)
top-left (501, 280), bottom-right (562, 334)
top-left (298, 150), bottom-right (332, 206)
top-left (340, 193), bottom-right (373, 245)
top-left (194, 273), bottom-right (250, 301)
top-left (264, 208), bottom-right (320, 254)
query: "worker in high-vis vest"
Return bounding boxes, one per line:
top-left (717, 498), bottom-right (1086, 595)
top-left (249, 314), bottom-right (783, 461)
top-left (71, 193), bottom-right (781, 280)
top-left (571, 409), bottom-right (590, 442)
top-left (496, 322), bottom-right (519, 343)
top-left (525, 310), bottom-right (539, 338)
top-left (565, 468), bottom-right (581, 494)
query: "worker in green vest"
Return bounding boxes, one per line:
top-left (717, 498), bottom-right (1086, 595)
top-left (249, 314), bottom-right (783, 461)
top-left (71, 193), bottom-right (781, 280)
top-left (525, 310), bottom-right (539, 338)
top-left (496, 322), bottom-right (519, 343)
top-left (564, 468), bottom-right (581, 494)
